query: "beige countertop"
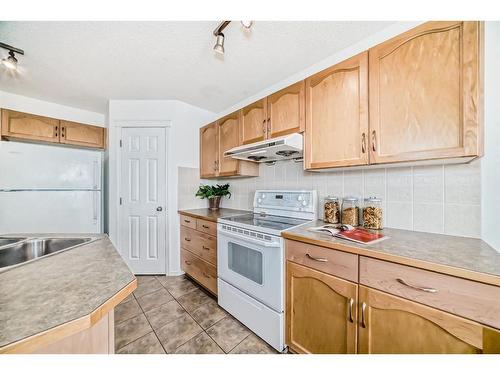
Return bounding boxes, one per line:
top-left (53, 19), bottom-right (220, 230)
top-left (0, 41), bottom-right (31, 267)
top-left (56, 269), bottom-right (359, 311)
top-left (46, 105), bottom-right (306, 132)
top-left (178, 208), bottom-right (251, 222)
top-left (0, 234), bottom-right (136, 352)
top-left (283, 220), bottom-right (500, 287)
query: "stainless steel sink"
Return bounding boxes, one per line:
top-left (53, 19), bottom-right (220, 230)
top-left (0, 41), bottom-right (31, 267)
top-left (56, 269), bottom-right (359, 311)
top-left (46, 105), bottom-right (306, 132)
top-left (0, 237), bottom-right (26, 248)
top-left (0, 238), bottom-right (91, 269)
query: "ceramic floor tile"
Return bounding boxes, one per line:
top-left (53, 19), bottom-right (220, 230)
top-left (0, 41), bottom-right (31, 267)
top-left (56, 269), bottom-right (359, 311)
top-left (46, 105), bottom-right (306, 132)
top-left (133, 278), bottom-right (163, 298)
top-left (206, 316), bottom-right (251, 353)
top-left (229, 333), bottom-right (276, 354)
top-left (176, 288), bottom-right (213, 312)
top-left (117, 332), bottom-right (165, 354)
top-left (115, 313), bottom-right (152, 350)
top-left (155, 314), bottom-right (203, 353)
top-left (136, 288), bottom-right (174, 312)
top-left (115, 297), bottom-right (142, 324)
top-left (190, 299), bottom-right (228, 329)
top-left (145, 300), bottom-right (186, 331)
top-left (136, 275), bottom-right (159, 284)
top-left (158, 276), bottom-right (199, 298)
top-left (174, 332), bottom-right (224, 354)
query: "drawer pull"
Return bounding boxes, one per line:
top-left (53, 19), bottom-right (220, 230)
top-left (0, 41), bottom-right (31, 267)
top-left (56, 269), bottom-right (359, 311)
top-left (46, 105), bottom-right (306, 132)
top-left (306, 253), bottom-right (328, 262)
top-left (203, 272), bottom-right (211, 279)
top-left (361, 302), bottom-right (367, 328)
top-left (184, 219), bottom-right (191, 223)
top-left (348, 298), bottom-right (354, 323)
top-left (202, 225), bottom-right (210, 229)
top-left (396, 278), bottom-right (437, 293)
top-left (184, 260), bottom-right (192, 265)
top-left (202, 246), bottom-right (210, 251)
top-left (184, 237), bottom-right (191, 242)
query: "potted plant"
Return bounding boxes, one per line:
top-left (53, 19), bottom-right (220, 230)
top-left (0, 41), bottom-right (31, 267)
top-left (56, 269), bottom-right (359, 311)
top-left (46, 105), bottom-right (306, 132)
top-left (195, 183), bottom-right (231, 210)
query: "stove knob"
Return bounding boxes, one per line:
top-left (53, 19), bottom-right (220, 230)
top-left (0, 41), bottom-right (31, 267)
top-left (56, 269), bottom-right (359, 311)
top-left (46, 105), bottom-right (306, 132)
top-left (301, 200), bottom-right (308, 207)
top-left (261, 194), bottom-right (266, 199)
top-left (257, 198), bottom-right (262, 203)
top-left (297, 195), bottom-right (303, 201)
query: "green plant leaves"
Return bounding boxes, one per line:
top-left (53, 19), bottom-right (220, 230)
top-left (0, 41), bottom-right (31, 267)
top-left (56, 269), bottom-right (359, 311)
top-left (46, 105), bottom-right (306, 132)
top-left (195, 183), bottom-right (231, 199)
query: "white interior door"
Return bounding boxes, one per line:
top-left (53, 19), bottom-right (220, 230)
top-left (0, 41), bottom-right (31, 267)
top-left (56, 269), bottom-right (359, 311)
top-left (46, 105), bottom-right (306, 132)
top-left (119, 127), bottom-right (167, 274)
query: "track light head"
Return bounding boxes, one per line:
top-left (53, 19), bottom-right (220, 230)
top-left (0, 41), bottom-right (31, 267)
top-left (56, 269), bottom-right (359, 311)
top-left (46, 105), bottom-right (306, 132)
top-left (2, 51), bottom-right (18, 70)
top-left (213, 33), bottom-right (225, 55)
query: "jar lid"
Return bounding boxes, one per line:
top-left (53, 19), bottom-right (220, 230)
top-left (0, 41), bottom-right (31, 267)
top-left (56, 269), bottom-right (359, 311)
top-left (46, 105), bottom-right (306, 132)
top-left (343, 196), bottom-right (359, 202)
top-left (326, 195), bottom-right (339, 200)
top-left (364, 196), bottom-right (382, 202)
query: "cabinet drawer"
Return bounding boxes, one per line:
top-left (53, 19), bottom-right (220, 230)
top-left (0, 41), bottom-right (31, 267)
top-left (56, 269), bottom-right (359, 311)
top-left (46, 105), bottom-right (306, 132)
top-left (360, 257), bottom-right (500, 329)
top-left (181, 249), bottom-right (217, 295)
top-left (180, 226), bottom-right (217, 265)
top-left (180, 215), bottom-right (197, 229)
top-left (196, 219), bottom-right (217, 236)
top-left (285, 240), bottom-right (358, 283)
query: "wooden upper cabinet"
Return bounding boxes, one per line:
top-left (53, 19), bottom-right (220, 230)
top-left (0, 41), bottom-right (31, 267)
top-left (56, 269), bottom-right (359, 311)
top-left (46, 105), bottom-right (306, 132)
top-left (240, 98), bottom-right (267, 144)
top-left (217, 111), bottom-right (240, 176)
top-left (60, 120), bottom-right (105, 149)
top-left (357, 286), bottom-right (500, 354)
top-left (199, 122), bottom-right (219, 178)
top-left (369, 21), bottom-right (483, 164)
top-left (1, 109), bottom-right (60, 143)
top-left (267, 81), bottom-right (305, 138)
top-left (286, 261), bottom-right (358, 354)
top-left (305, 52), bottom-right (369, 169)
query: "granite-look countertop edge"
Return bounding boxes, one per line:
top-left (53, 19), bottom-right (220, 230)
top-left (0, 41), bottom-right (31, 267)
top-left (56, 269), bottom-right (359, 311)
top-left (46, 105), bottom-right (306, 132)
top-left (283, 220), bottom-right (500, 287)
top-left (0, 234), bottom-right (136, 349)
top-left (178, 208), bottom-right (251, 222)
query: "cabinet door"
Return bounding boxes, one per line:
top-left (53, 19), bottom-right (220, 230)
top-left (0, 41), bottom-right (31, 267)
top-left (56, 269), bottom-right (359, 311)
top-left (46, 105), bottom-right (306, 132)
top-left (1, 109), bottom-right (60, 143)
top-left (240, 98), bottom-right (267, 144)
top-left (267, 81), bottom-right (305, 138)
top-left (369, 21), bottom-right (482, 164)
top-left (217, 111), bottom-right (240, 176)
top-left (286, 261), bottom-right (358, 354)
top-left (357, 286), bottom-right (500, 354)
top-left (60, 120), bottom-right (105, 149)
top-left (304, 52), bottom-right (369, 169)
top-left (199, 122), bottom-right (218, 178)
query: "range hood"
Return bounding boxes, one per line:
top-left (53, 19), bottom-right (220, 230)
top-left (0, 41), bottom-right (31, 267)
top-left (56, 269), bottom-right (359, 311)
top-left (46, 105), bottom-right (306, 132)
top-left (224, 133), bottom-right (303, 163)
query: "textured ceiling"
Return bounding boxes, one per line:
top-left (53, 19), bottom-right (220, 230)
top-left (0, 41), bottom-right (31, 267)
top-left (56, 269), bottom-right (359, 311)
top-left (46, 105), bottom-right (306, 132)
top-left (0, 21), bottom-right (393, 114)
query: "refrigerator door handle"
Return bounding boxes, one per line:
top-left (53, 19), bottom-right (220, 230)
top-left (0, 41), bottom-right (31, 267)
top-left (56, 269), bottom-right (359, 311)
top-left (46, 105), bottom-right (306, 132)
top-left (93, 160), bottom-right (99, 190)
top-left (92, 191), bottom-right (98, 223)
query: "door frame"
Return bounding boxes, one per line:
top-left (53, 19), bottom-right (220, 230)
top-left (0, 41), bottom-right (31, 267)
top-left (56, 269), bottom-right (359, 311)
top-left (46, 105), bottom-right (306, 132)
top-left (110, 120), bottom-right (171, 274)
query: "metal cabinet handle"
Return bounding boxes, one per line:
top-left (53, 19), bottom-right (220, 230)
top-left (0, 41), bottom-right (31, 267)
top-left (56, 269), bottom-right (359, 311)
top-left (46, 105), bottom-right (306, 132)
top-left (361, 132), bottom-right (366, 153)
top-left (203, 272), bottom-right (211, 278)
top-left (184, 260), bottom-right (192, 265)
top-left (61, 126), bottom-right (66, 138)
top-left (202, 225), bottom-right (210, 229)
top-left (184, 219), bottom-right (191, 223)
top-left (348, 298), bottom-right (354, 323)
top-left (184, 237), bottom-right (191, 242)
top-left (306, 253), bottom-right (328, 262)
top-left (361, 302), bottom-right (367, 328)
top-left (202, 246), bottom-right (210, 251)
top-left (396, 278), bottom-right (438, 293)
top-left (55, 125), bottom-right (59, 137)
top-left (371, 130), bottom-right (377, 152)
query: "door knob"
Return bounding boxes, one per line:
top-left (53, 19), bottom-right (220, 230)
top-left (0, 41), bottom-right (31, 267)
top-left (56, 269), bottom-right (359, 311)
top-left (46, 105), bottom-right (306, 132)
top-left (156, 206), bottom-right (163, 212)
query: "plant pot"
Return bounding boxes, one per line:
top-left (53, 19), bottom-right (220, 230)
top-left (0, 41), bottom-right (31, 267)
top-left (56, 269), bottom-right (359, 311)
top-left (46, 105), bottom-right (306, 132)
top-left (208, 196), bottom-right (222, 210)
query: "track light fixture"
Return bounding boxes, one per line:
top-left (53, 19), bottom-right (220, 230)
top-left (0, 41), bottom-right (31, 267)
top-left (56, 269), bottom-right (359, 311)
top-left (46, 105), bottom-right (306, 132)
top-left (212, 21), bottom-right (253, 55)
top-left (0, 42), bottom-right (24, 71)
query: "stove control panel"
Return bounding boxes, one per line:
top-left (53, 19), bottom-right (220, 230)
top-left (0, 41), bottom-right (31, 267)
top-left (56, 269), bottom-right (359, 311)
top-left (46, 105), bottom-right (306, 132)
top-left (253, 190), bottom-right (317, 220)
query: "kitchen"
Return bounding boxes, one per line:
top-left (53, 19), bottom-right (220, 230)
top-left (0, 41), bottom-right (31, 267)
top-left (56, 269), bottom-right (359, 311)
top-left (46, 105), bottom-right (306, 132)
top-left (1, 3), bottom-right (500, 373)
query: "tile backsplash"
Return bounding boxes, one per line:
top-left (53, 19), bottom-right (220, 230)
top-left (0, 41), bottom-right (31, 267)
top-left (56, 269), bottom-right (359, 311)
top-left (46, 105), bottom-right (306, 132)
top-left (178, 159), bottom-right (481, 238)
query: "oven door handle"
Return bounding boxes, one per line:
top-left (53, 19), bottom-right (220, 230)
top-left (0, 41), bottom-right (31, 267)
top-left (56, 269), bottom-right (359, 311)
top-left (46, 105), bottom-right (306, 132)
top-left (218, 229), bottom-right (280, 248)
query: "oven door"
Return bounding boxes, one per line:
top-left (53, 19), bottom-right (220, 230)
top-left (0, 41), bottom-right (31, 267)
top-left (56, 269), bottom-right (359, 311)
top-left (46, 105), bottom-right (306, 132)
top-left (217, 227), bottom-right (283, 312)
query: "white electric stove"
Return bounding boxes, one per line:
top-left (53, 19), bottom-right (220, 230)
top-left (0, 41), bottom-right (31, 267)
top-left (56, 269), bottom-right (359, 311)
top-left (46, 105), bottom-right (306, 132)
top-left (217, 190), bottom-right (317, 351)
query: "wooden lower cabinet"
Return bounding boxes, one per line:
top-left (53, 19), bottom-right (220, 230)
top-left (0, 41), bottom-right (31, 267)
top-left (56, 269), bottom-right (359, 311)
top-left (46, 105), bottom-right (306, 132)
top-left (286, 261), bottom-right (358, 354)
top-left (181, 248), bottom-right (217, 295)
top-left (358, 286), bottom-right (500, 354)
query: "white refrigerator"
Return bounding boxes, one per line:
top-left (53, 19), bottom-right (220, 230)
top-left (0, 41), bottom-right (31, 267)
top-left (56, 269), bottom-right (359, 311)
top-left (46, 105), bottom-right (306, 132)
top-left (0, 141), bottom-right (103, 234)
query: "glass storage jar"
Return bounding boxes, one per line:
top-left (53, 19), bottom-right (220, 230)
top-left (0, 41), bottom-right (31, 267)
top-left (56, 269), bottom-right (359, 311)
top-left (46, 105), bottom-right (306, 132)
top-left (323, 196), bottom-right (340, 224)
top-left (341, 197), bottom-right (360, 226)
top-left (363, 197), bottom-right (383, 230)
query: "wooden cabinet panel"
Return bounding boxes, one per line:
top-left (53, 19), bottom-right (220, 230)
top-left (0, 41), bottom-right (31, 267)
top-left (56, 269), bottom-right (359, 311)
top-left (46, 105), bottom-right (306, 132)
top-left (369, 21), bottom-right (482, 164)
top-left (360, 257), bottom-right (500, 329)
top-left (217, 111), bottom-right (240, 176)
top-left (60, 120), bottom-right (105, 149)
top-left (1, 109), bottom-right (60, 143)
top-left (357, 286), bottom-right (499, 354)
top-left (286, 239), bottom-right (358, 283)
top-left (179, 215), bottom-right (197, 229)
top-left (240, 98), bottom-right (267, 144)
top-left (196, 218), bottom-right (217, 236)
top-left (305, 52), bottom-right (369, 169)
top-left (181, 248), bottom-right (217, 295)
top-left (180, 226), bottom-right (217, 265)
top-left (267, 81), bottom-right (305, 138)
top-left (199, 122), bottom-right (218, 178)
top-left (286, 261), bottom-right (357, 354)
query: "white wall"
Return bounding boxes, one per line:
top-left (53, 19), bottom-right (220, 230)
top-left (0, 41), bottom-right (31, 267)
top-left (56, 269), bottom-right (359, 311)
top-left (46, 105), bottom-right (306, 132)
top-left (107, 100), bottom-right (214, 275)
top-left (0, 90), bottom-right (105, 126)
top-left (481, 22), bottom-right (500, 251)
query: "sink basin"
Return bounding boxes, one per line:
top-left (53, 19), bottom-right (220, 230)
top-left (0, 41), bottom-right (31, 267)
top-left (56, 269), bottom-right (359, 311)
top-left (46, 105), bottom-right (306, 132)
top-left (0, 238), bottom-right (91, 269)
top-left (0, 237), bottom-right (26, 248)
